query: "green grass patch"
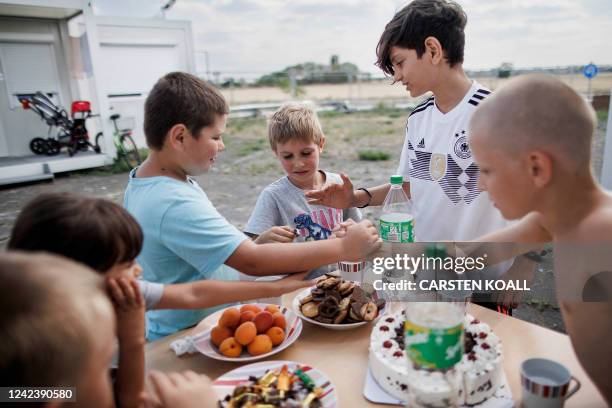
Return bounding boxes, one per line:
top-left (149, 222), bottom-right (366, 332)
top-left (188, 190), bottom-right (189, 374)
top-left (358, 150), bottom-right (391, 161)
top-left (236, 139), bottom-right (266, 157)
top-left (318, 110), bottom-right (346, 119)
top-left (246, 161), bottom-right (278, 175)
top-left (228, 117), bottom-right (266, 133)
top-left (596, 109), bottom-right (608, 124)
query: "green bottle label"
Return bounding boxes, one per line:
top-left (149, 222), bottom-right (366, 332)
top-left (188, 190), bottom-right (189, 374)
top-left (404, 320), bottom-right (464, 369)
top-left (379, 219), bottom-right (414, 243)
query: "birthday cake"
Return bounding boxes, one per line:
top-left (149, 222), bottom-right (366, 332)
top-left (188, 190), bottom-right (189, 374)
top-left (369, 309), bottom-right (503, 406)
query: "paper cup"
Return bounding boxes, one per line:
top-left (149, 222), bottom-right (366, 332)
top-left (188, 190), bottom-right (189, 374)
top-left (521, 358), bottom-right (580, 408)
top-left (338, 261), bottom-right (366, 282)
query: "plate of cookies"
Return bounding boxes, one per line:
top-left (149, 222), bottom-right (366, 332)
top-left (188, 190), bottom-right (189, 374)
top-left (292, 274), bottom-right (386, 330)
top-left (194, 303), bottom-right (302, 362)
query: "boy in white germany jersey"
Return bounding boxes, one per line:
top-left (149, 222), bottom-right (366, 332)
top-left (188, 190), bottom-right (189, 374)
top-left (306, 0), bottom-right (534, 311)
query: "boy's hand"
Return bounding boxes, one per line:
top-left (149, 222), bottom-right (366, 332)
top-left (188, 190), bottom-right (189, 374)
top-left (148, 371), bottom-right (217, 408)
top-left (255, 226), bottom-right (295, 244)
top-left (305, 173), bottom-right (354, 209)
top-left (106, 276), bottom-right (145, 346)
top-left (340, 220), bottom-right (381, 260)
top-left (332, 219), bottom-right (357, 239)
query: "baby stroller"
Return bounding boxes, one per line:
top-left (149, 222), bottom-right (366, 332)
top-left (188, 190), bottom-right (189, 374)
top-left (20, 92), bottom-right (100, 156)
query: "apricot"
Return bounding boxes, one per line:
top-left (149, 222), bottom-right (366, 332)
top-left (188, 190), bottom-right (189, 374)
top-left (266, 326), bottom-right (286, 346)
top-left (210, 325), bottom-right (233, 347)
top-left (265, 304), bottom-right (280, 314)
top-left (240, 304), bottom-right (262, 314)
top-left (234, 321), bottom-right (257, 346)
top-left (219, 307), bottom-right (241, 330)
top-left (219, 337), bottom-right (242, 358)
top-left (272, 312), bottom-right (286, 330)
top-left (239, 310), bottom-right (256, 324)
top-left (253, 311), bottom-right (274, 334)
top-left (247, 334), bottom-right (273, 356)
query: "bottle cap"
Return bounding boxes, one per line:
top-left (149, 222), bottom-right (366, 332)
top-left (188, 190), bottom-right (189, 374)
top-left (390, 175), bottom-right (403, 184)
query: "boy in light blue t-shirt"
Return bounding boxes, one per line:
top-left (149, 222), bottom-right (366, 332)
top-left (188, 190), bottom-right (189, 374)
top-left (125, 174), bottom-right (248, 339)
top-left (125, 72), bottom-right (380, 340)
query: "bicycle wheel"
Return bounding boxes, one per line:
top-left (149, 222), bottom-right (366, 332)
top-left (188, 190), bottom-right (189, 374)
top-left (94, 132), bottom-right (104, 153)
top-left (119, 134), bottom-right (141, 169)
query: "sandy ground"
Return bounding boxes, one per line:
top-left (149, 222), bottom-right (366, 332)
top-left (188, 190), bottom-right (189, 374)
top-left (221, 73), bottom-right (612, 104)
top-left (1, 109), bottom-right (608, 334)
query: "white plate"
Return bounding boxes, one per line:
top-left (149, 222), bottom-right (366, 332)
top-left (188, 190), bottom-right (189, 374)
top-left (194, 303), bottom-right (302, 362)
top-left (363, 364), bottom-right (514, 407)
top-left (292, 286), bottom-right (386, 331)
top-left (214, 360), bottom-right (338, 407)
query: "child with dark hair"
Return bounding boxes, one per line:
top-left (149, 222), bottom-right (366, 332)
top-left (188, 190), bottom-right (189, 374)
top-left (306, 0), bottom-right (535, 312)
top-left (126, 71), bottom-right (379, 340)
top-left (7, 192), bottom-right (313, 408)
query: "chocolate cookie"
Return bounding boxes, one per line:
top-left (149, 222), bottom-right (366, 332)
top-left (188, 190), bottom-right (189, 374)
top-left (351, 286), bottom-right (368, 303)
top-left (318, 297), bottom-right (340, 318)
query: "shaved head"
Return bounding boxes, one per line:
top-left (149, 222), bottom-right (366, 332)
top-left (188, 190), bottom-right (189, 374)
top-left (470, 74), bottom-right (596, 172)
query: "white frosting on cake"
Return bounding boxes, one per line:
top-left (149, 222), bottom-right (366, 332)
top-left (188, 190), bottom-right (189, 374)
top-left (369, 310), bottom-right (503, 406)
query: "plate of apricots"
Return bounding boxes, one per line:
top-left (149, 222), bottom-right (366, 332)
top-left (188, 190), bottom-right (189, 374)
top-left (194, 303), bottom-right (303, 362)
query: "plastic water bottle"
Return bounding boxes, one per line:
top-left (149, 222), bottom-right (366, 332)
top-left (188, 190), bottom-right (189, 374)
top-left (378, 175), bottom-right (413, 301)
top-left (379, 175), bottom-right (414, 243)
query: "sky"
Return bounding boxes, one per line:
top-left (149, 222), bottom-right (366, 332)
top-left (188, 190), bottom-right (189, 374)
top-left (92, 0), bottom-right (612, 79)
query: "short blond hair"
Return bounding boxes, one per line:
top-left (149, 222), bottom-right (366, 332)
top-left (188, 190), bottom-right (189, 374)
top-left (268, 103), bottom-right (324, 151)
top-left (0, 252), bottom-right (111, 387)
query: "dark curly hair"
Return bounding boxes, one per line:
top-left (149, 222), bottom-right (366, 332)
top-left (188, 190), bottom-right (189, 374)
top-left (376, 0), bottom-right (467, 76)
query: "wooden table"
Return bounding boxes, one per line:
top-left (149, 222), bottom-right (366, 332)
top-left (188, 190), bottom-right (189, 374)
top-left (145, 292), bottom-right (607, 407)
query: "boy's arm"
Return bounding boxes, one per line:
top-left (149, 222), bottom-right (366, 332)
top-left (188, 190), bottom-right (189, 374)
top-left (561, 301), bottom-right (612, 404)
top-left (476, 212), bottom-right (551, 243)
top-left (459, 212), bottom-right (552, 267)
top-left (305, 173), bottom-right (407, 208)
top-left (226, 220), bottom-right (380, 276)
top-left (152, 272), bottom-right (313, 310)
top-left (107, 277), bottom-right (146, 408)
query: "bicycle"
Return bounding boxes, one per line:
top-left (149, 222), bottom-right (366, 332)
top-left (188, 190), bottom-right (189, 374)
top-left (95, 114), bottom-right (141, 169)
